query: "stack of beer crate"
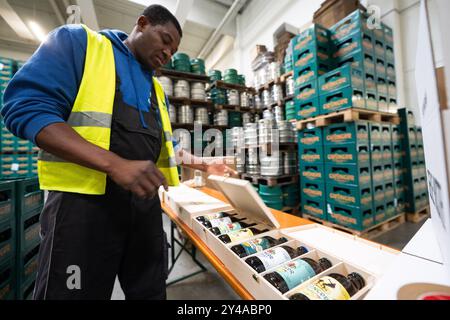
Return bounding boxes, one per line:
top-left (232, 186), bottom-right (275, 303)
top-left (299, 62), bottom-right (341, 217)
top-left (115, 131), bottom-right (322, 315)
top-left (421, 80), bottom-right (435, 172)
top-left (14, 178), bottom-right (43, 300)
top-left (0, 181), bottom-right (15, 300)
top-left (1, 57), bottom-right (39, 180)
top-left (293, 25), bottom-right (334, 120)
top-left (398, 108), bottom-right (429, 221)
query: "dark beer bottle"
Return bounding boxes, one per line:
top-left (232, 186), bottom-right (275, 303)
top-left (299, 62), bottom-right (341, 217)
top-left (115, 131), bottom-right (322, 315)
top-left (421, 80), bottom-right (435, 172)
top-left (245, 245), bottom-right (309, 273)
top-left (263, 257), bottom-right (333, 294)
top-left (210, 221), bottom-right (256, 236)
top-left (218, 227), bottom-right (270, 244)
top-left (231, 236), bottom-right (289, 258)
top-left (289, 272), bottom-right (366, 300)
top-left (196, 212), bottom-right (233, 224)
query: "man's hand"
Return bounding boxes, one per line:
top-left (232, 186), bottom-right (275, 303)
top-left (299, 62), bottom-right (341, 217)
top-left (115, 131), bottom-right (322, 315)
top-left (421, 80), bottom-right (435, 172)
top-left (206, 163), bottom-right (239, 178)
top-left (108, 158), bottom-right (168, 199)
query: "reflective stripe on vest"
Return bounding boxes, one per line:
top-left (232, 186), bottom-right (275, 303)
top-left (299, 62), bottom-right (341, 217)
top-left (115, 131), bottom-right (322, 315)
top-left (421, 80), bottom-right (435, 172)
top-left (38, 24), bottom-right (179, 195)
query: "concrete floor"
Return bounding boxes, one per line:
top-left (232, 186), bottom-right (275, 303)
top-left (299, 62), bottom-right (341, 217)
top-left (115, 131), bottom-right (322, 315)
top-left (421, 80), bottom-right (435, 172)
top-left (111, 213), bottom-right (427, 300)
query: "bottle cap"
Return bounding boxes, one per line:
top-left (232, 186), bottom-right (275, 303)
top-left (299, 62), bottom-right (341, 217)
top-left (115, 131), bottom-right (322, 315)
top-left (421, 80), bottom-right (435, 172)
top-left (348, 272), bottom-right (366, 291)
top-left (318, 257), bottom-right (333, 270)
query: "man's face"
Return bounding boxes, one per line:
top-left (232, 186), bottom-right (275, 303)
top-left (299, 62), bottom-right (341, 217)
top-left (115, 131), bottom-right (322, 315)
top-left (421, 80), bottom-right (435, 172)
top-left (135, 17), bottom-right (181, 71)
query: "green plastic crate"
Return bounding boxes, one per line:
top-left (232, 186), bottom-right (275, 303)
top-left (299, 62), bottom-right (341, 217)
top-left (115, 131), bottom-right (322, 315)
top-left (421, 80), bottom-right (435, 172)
top-left (319, 65), bottom-right (364, 95)
top-left (335, 50), bottom-right (375, 74)
top-left (18, 278), bottom-right (35, 300)
top-left (373, 184), bottom-right (385, 207)
top-left (296, 97), bottom-right (321, 120)
top-left (392, 145), bottom-right (405, 164)
top-left (302, 198), bottom-right (327, 220)
top-left (386, 44), bottom-right (395, 63)
top-left (325, 163), bottom-right (371, 188)
top-left (326, 182), bottom-right (372, 210)
top-left (294, 62), bottom-right (330, 87)
top-left (385, 200), bottom-right (396, 218)
top-left (374, 204), bottom-right (387, 224)
top-left (327, 202), bottom-right (375, 231)
top-left (330, 10), bottom-right (372, 43)
top-left (394, 178), bottom-right (406, 200)
top-left (0, 259), bottom-right (15, 300)
top-left (0, 219), bottom-right (14, 266)
top-left (300, 164), bottom-right (325, 183)
top-left (323, 121), bottom-right (369, 146)
top-left (324, 144), bottom-right (370, 165)
top-left (298, 127), bottom-right (323, 147)
top-left (396, 196), bottom-right (406, 215)
top-left (381, 124), bottom-right (392, 145)
top-left (366, 91), bottom-right (378, 111)
top-left (293, 24), bottom-right (331, 53)
top-left (16, 206), bottom-right (41, 254)
top-left (364, 72), bottom-right (377, 93)
top-left (0, 181), bottom-right (14, 225)
top-left (374, 40), bottom-right (386, 61)
top-left (15, 178), bottom-right (44, 215)
top-left (369, 123), bottom-right (382, 145)
top-left (371, 165), bottom-right (384, 185)
top-left (377, 77), bottom-right (388, 97)
top-left (333, 32), bottom-right (375, 63)
top-left (293, 46), bottom-right (331, 72)
top-left (295, 80), bottom-right (319, 102)
top-left (382, 145), bottom-right (393, 165)
top-left (16, 243), bottom-right (39, 293)
top-left (301, 181), bottom-right (325, 203)
top-left (370, 145), bottom-right (383, 166)
top-left (299, 144), bottom-right (324, 164)
top-left (319, 86), bottom-right (366, 114)
top-left (384, 181), bottom-right (395, 202)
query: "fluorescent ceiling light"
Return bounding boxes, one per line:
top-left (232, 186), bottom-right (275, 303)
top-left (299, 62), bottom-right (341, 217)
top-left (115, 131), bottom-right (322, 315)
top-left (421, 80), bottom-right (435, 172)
top-left (28, 20), bottom-right (47, 42)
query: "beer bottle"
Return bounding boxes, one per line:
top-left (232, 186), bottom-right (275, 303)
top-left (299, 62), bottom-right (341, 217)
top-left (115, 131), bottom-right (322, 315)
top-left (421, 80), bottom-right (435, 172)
top-left (231, 236), bottom-right (289, 258)
top-left (289, 272), bottom-right (366, 300)
top-left (203, 216), bottom-right (245, 228)
top-left (263, 257), bottom-right (333, 294)
top-left (210, 221), bottom-right (256, 236)
top-left (218, 227), bottom-right (270, 244)
top-left (196, 212), bottom-right (233, 224)
top-left (245, 245), bottom-right (308, 273)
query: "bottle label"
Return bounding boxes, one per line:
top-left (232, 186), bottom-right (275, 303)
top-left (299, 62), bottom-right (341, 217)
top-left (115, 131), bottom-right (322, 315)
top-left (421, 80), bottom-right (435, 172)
top-left (228, 228), bottom-right (254, 243)
top-left (217, 222), bottom-right (242, 235)
top-left (241, 238), bottom-right (271, 256)
top-left (275, 259), bottom-right (316, 291)
top-left (209, 217), bottom-right (233, 228)
top-left (203, 212), bottom-right (224, 221)
top-left (297, 276), bottom-right (351, 300)
top-left (256, 247), bottom-right (292, 271)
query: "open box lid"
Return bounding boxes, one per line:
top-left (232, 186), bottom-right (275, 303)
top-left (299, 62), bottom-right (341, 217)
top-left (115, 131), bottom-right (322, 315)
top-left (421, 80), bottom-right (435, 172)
top-left (208, 175), bottom-right (280, 229)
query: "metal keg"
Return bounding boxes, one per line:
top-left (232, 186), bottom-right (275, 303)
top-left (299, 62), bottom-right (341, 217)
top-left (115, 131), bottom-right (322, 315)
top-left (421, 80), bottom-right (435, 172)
top-left (262, 89), bottom-right (272, 107)
top-left (246, 147), bottom-right (260, 175)
top-left (272, 84), bottom-right (283, 103)
top-left (254, 114), bottom-right (261, 122)
top-left (274, 106), bottom-right (284, 124)
top-left (285, 101), bottom-right (296, 121)
top-left (285, 76), bottom-right (295, 96)
top-left (240, 91), bottom-right (250, 107)
top-left (158, 76), bottom-right (173, 97)
top-left (260, 153), bottom-right (283, 177)
top-left (214, 110), bottom-right (228, 126)
top-left (258, 119), bottom-right (275, 144)
top-left (195, 107), bottom-right (209, 125)
top-left (178, 105), bottom-right (193, 124)
top-left (230, 127), bottom-right (245, 149)
top-left (277, 120), bottom-right (295, 143)
top-left (259, 185), bottom-right (283, 210)
top-left (174, 80), bottom-right (190, 98)
top-left (254, 95), bottom-right (262, 110)
top-left (168, 104), bottom-right (177, 123)
top-left (227, 89), bottom-right (240, 106)
top-left (269, 62), bottom-right (281, 81)
top-left (263, 109), bottom-right (274, 122)
top-left (244, 123), bottom-right (258, 147)
top-left (283, 151), bottom-right (298, 175)
top-left (242, 113), bottom-right (252, 126)
top-left (191, 82), bottom-right (206, 101)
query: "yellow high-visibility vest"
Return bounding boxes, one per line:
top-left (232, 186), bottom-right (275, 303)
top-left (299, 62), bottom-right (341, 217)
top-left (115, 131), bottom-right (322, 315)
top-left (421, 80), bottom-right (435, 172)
top-left (38, 25), bottom-right (180, 195)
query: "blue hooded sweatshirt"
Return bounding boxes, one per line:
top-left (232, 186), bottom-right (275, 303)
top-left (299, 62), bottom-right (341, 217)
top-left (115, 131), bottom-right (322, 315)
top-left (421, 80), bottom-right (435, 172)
top-left (1, 24), bottom-right (178, 150)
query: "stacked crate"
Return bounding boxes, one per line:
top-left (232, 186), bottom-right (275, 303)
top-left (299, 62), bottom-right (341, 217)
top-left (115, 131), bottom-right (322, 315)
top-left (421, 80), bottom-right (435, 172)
top-left (329, 10), bottom-right (376, 112)
top-left (398, 108), bottom-right (429, 214)
top-left (0, 57), bottom-right (39, 180)
top-left (298, 128), bottom-right (327, 220)
top-left (293, 25), bottom-right (333, 121)
top-left (14, 178), bottom-right (44, 300)
top-left (0, 181), bottom-right (15, 300)
top-left (324, 122), bottom-right (374, 231)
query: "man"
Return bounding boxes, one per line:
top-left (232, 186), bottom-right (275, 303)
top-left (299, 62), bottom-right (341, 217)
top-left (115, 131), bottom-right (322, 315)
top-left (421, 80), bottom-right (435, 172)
top-left (1, 5), bottom-right (235, 300)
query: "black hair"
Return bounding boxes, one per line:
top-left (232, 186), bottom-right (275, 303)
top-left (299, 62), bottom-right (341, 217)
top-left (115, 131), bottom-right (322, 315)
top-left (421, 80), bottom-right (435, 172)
top-left (142, 4), bottom-right (183, 38)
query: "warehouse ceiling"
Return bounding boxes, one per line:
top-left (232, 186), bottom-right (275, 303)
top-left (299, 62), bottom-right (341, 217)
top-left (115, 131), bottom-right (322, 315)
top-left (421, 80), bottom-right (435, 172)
top-left (0, 0), bottom-right (248, 60)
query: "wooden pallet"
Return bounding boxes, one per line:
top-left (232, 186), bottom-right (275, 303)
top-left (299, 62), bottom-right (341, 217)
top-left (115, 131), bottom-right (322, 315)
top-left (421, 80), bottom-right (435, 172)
top-left (296, 108), bottom-right (401, 130)
top-left (158, 68), bottom-right (210, 83)
top-left (168, 96), bottom-right (213, 107)
top-left (240, 173), bottom-right (299, 187)
top-left (211, 80), bottom-right (255, 93)
top-left (406, 206), bottom-right (430, 223)
top-left (214, 105), bottom-right (257, 114)
top-left (302, 213), bottom-right (406, 240)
